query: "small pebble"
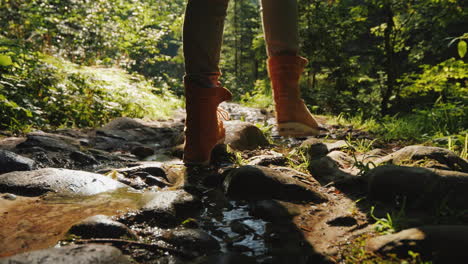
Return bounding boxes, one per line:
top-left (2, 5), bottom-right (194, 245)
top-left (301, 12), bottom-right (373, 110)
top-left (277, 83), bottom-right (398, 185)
top-left (2, 193), bottom-right (17, 200)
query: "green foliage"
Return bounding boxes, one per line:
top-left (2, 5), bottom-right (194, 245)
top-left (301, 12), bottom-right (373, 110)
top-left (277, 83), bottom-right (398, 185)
top-left (1, 0), bottom-right (466, 139)
top-left (459, 41), bottom-right (467, 58)
top-left (343, 234), bottom-right (432, 264)
top-left (345, 134), bottom-right (377, 153)
top-left (400, 58), bottom-right (467, 97)
top-left (344, 135), bottom-right (378, 176)
top-left (370, 200), bottom-right (408, 235)
top-left (285, 148), bottom-right (310, 174)
top-left (332, 100), bottom-right (467, 142)
top-left (0, 50), bottom-right (181, 132)
top-left (0, 0), bottom-right (186, 91)
top-left (227, 146), bottom-right (247, 166)
top-left (254, 120), bottom-right (274, 144)
top-left (240, 79), bottom-right (273, 109)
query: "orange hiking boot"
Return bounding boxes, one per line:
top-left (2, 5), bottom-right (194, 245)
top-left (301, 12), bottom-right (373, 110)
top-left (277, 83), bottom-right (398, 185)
top-left (268, 55), bottom-right (321, 137)
top-left (183, 79), bottom-right (232, 166)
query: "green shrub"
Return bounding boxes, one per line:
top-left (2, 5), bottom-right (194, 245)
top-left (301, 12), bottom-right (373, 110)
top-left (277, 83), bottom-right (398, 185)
top-left (0, 51), bottom-right (181, 132)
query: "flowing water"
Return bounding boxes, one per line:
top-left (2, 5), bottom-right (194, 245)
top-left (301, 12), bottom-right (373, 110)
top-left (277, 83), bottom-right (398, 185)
top-left (0, 188), bottom-right (145, 257)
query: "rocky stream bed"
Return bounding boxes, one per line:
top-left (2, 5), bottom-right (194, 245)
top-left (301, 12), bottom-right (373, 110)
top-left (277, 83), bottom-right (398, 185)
top-left (0, 103), bottom-right (467, 264)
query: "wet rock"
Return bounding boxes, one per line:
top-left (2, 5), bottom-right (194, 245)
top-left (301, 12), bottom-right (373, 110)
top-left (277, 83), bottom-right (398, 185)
top-left (0, 244), bottom-right (131, 264)
top-left (374, 145), bottom-right (468, 172)
top-left (224, 165), bottom-right (327, 202)
top-left (145, 175), bottom-right (171, 187)
top-left (0, 168), bottom-right (128, 196)
top-left (150, 256), bottom-right (185, 264)
top-left (247, 152), bottom-right (287, 166)
top-left (160, 228), bottom-right (220, 254)
top-left (195, 253), bottom-right (257, 264)
top-left (70, 151), bottom-right (98, 165)
top-left (117, 175), bottom-right (147, 190)
top-left (250, 200), bottom-right (299, 223)
top-left (0, 150), bottom-right (36, 174)
top-left (224, 121), bottom-right (270, 150)
top-left (366, 165), bottom-right (468, 208)
top-left (131, 146), bottom-right (155, 159)
top-left (135, 190), bottom-right (201, 227)
top-left (227, 244), bottom-right (252, 253)
top-left (16, 132), bottom-right (79, 152)
top-left (202, 188), bottom-right (231, 211)
top-left (230, 220), bottom-right (255, 235)
top-left (366, 225), bottom-right (468, 263)
top-left (300, 139), bottom-right (348, 159)
top-left (115, 162), bottom-right (166, 178)
top-left (170, 144), bottom-right (184, 159)
top-left (68, 214), bottom-right (137, 239)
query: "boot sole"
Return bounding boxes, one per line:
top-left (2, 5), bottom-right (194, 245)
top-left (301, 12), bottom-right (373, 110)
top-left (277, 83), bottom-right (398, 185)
top-left (278, 122), bottom-right (320, 137)
top-left (183, 137), bottom-right (225, 166)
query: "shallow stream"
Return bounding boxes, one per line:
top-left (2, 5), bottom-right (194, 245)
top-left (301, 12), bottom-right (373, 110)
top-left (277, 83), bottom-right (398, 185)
top-left (0, 188), bottom-right (144, 257)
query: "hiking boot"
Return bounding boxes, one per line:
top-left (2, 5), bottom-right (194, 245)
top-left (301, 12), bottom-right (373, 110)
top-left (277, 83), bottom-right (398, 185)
top-left (268, 55), bottom-right (322, 137)
top-left (183, 79), bottom-right (232, 166)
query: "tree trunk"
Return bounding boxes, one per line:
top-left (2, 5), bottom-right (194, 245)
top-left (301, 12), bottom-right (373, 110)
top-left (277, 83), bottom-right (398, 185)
top-left (234, 0), bottom-right (239, 79)
top-left (381, 2), bottom-right (396, 116)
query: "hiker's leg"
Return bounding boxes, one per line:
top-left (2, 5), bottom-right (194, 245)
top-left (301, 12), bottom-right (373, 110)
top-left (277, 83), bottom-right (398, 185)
top-left (260, 0), bottom-right (322, 137)
top-left (260, 0), bottom-right (299, 56)
top-left (183, 0), bottom-right (229, 87)
top-left (182, 0), bottom-right (232, 165)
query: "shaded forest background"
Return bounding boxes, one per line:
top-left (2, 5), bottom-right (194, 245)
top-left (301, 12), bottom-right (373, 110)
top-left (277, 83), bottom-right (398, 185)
top-left (0, 0), bottom-right (466, 143)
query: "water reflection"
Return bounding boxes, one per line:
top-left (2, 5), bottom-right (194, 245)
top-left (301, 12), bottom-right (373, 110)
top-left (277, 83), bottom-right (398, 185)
top-left (0, 188), bottom-right (144, 257)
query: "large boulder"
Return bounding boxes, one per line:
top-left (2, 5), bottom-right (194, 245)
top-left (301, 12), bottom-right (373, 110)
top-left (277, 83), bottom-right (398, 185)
top-left (0, 244), bottom-right (131, 264)
top-left (0, 168), bottom-right (129, 196)
top-left (374, 145), bottom-right (468, 172)
top-left (0, 150), bottom-right (36, 174)
top-left (365, 165), bottom-right (468, 208)
top-left (223, 165), bottom-right (327, 202)
top-left (366, 225), bottom-right (468, 263)
top-left (224, 121), bottom-right (270, 150)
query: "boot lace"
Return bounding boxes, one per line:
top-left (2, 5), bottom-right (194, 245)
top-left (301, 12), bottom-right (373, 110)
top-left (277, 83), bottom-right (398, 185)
top-left (217, 107), bottom-right (230, 121)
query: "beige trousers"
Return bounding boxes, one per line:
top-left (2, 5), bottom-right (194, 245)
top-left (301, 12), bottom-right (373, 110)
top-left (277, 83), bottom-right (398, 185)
top-left (183, 0), bottom-right (299, 86)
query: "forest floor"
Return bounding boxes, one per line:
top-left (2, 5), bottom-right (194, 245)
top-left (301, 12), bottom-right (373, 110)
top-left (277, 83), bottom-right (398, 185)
top-left (0, 103), bottom-right (467, 264)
